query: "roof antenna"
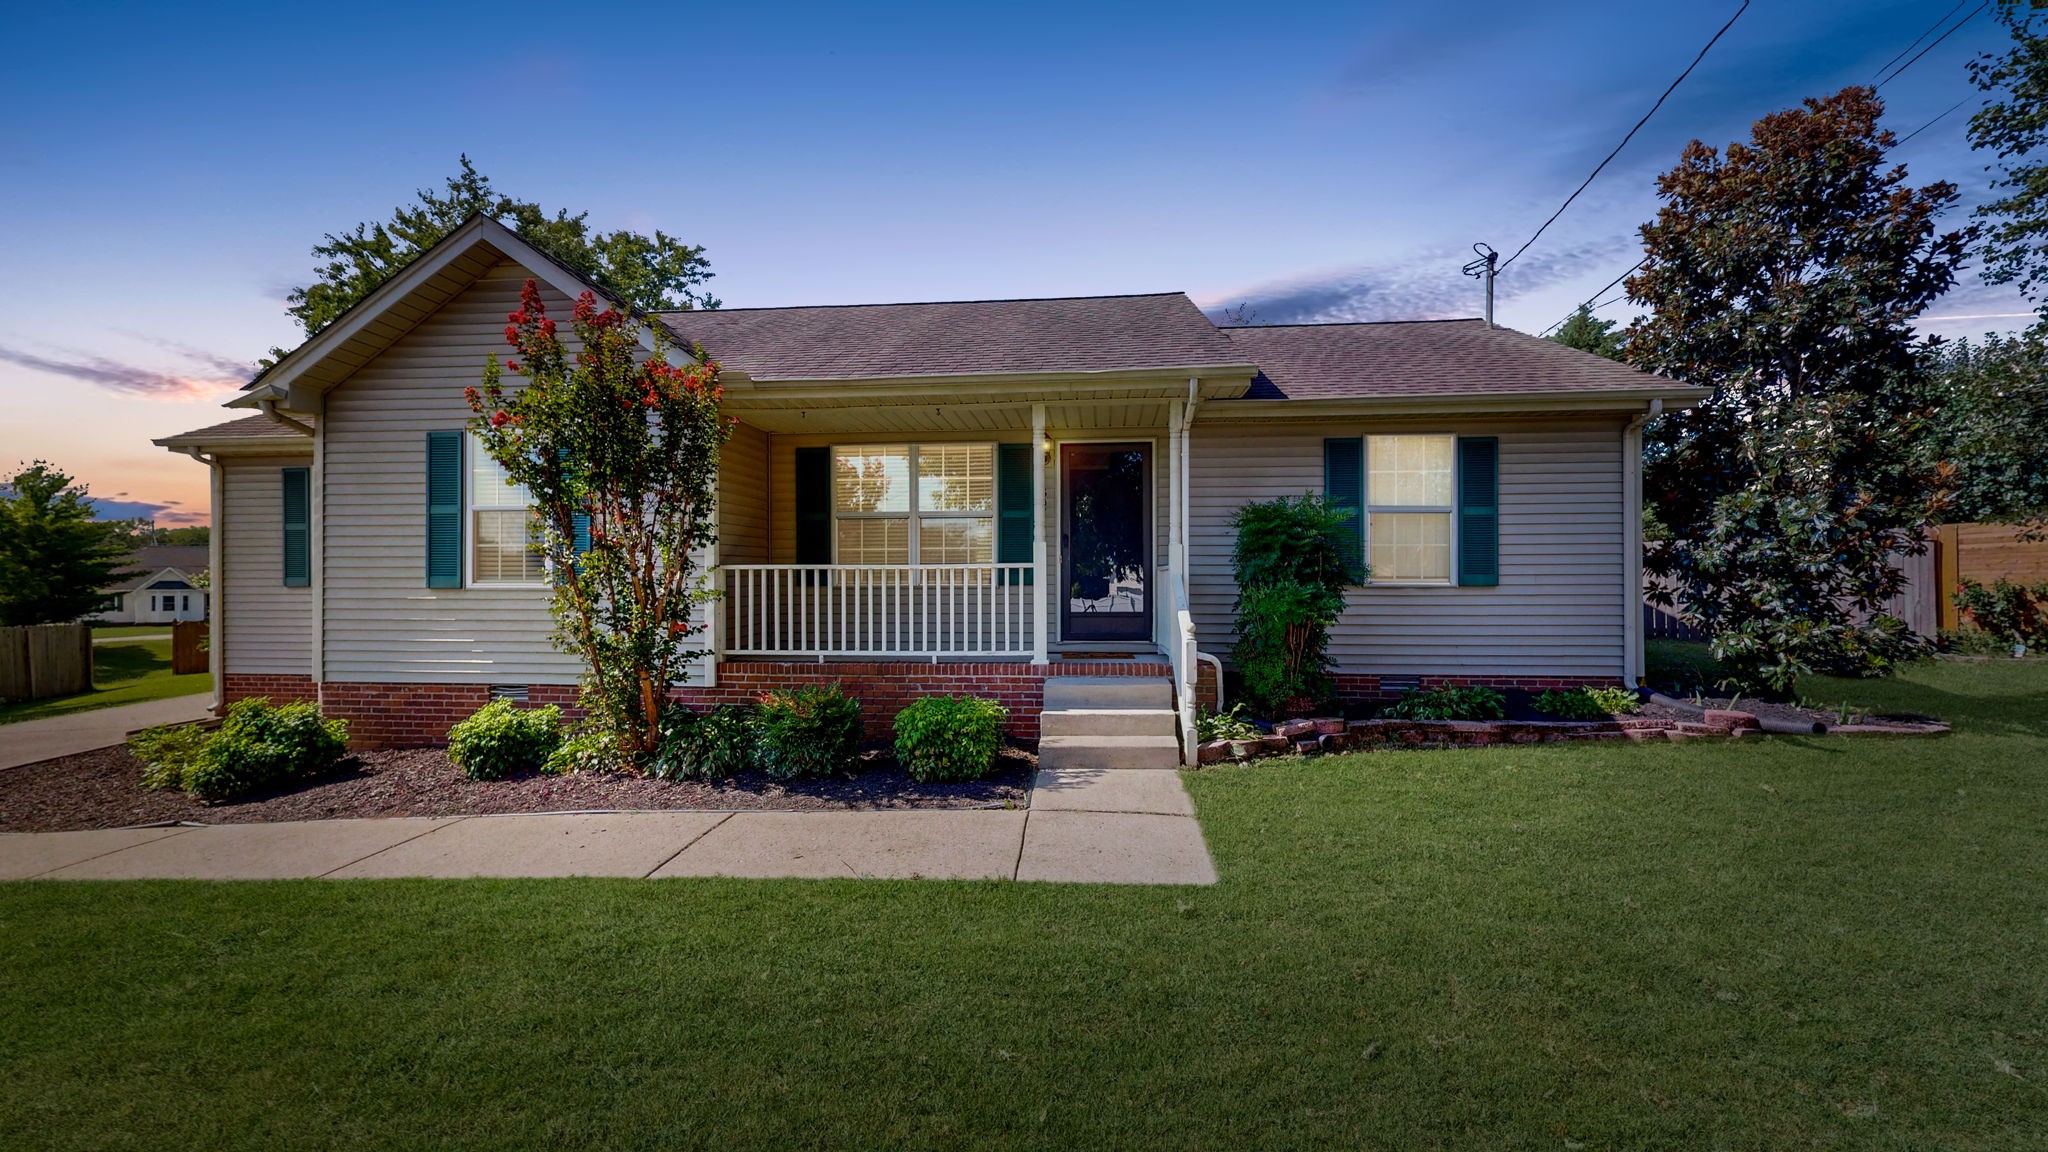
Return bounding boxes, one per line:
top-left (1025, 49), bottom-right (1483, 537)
top-left (1462, 243), bottom-right (1498, 328)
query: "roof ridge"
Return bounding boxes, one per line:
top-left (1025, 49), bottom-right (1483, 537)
top-left (655, 291), bottom-right (1194, 315)
top-left (1222, 317), bottom-right (1485, 330)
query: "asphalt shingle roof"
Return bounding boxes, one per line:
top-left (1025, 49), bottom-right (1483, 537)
top-left (656, 293), bottom-right (1249, 381)
top-left (1220, 319), bottom-right (1668, 400)
top-left (158, 413), bottom-right (317, 443)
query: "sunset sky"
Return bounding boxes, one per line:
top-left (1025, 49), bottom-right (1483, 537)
top-left (0, 0), bottom-right (2027, 526)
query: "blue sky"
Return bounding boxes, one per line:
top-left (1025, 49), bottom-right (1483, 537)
top-left (0, 0), bottom-right (2026, 523)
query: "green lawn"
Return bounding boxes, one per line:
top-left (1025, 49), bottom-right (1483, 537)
top-left (2, 660), bottom-right (2044, 1149)
top-left (87, 624), bottom-right (178, 640)
top-left (0, 633), bottom-right (209, 725)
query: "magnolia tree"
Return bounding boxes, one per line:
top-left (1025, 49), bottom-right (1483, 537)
top-left (469, 281), bottom-right (729, 757)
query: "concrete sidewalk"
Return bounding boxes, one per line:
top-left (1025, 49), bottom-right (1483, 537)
top-left (0, 695), bottom-right (214, 771)
top-left (0, 767), bottom-right (1217, 885)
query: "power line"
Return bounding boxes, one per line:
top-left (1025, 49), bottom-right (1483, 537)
top-left (1875, 1), bottom-right (1988, 89)
top-left (1898, 93), bottom-right (1980, 144)
top-left (1496, 0), bottom-right (1751, 273)
top-left (1871, 0), bottom-right (1963, 82)
top-left (1540, 258), bottom-right (1648, 338)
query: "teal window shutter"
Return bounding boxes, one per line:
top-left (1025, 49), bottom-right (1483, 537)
top-left (793, 446), bottom-right (831, 564)
top-left (426, 430), bottom-right (464, 588)
top-left (281, 467), bottom-right (310, 587)
top-left (1322, 438), bottom-right (1364, 572)
top-left (556, 449), bottom-right (591, 554)
top-left (995, 441), bottom-right (1035, 585)
top-left (1457, 436), bottom-right (1500, 587)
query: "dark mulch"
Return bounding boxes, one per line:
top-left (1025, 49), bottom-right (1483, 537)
top-left (0, 745), bottom-right (1036, 833)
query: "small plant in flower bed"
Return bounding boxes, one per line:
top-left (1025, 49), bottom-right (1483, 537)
top-left (1196, 703), bottom-right (1261, 743)
top-left (446, 699), bottom-right (563, 780)
top-left (177, 698), bottom-right (349, 803)
top-left (893, 695), bottom-right (1007, 783)
top-left (543, 728), bottom-right (624, 775)
top-left (1379, 685), bottom-right (1506, 722)
top-left (1532, 686), bottom-right (1643, 720)
top-left (755, 684), bottom-right (863, 780)
top-left (649, 704), bottom-right (762, 781)
top-left (129, 723), bottom-right (214, 792)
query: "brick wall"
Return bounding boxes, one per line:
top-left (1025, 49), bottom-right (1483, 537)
top-left (317, 681), bottom-right (491, 749)
top-left (221, 673), bottom-right (318, 707)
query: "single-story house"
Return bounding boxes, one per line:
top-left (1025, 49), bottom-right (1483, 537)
top-left (157, 215), bottom-right (1702, 761)
top-left (89, 544), bottom-right (210, 624)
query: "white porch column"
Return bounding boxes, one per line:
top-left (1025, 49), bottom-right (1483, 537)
top-left (1167, 400), bottom-right (1184, 598)
top-left (1032, 403), bottom-right (1049, 665)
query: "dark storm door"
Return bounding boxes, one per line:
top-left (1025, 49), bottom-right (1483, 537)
top-left (1060, 443), bottom-right (1151, 642)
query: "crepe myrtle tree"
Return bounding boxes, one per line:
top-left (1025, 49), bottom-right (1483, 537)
top-left (469, 281), bottom-right (730, 758)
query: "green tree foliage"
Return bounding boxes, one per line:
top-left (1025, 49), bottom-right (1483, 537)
top-left (1549, 303), bottom-right (1625, 360)
top-left (278, 156), bottom-right (717, 358)
top-left (1921, 335), bottom-right (2048, 535)
top-left (1969, 2), bottom-right (2048, 323)
top-left (470, 282), bottom-right (729, 757)
top-left (0, 462), bottom-right (134, 625)
top-left (1229, 494), bottom-right (1366, 714)
top-left (1626, 87), bottom-right (1968, 694)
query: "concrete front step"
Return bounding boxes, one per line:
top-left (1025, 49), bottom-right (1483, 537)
top-left (1042, 675), bottom-right (1173, 711)
top-left (1039, 707), bottom-right (1179, 738)
top-left (1038, 734), bottom-right (1183, 771)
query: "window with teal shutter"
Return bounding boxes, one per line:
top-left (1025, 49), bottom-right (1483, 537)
top-left (995, 441), bottom-right (1034, 584)
top-left (425, 430), bottom-right (463, 588)
top-left (1456, 436), bottom-right (1500, 586)
top-left (793, 446), bottom-right (831, 564)
top-left (281, 467), bottom-right (310, 587)
top-left (1322, 438), bottom-right (1364, 571)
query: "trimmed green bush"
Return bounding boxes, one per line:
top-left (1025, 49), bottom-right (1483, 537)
top-left (1380, 685), bottom-right (1507, 722)
top-left (893, 695), bottom-right (1007, 783)
top-left (128, 723), bottom-right (213, 792)
top-left (543, 729), bottom-right (623, 775)
top-left (181, 698), bottom-right (348, 803)
top-left (1533, 685), bottom-right (1642, 720)
top-left (446, 699), bottom-right (563, 780)
top-left (755, 684), bottom-right (863, 780)
top-left (649, 704), bottom-right (761, 781)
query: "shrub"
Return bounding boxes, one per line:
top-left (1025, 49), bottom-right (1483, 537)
top-left (543, 728), bottom-right (624, 775)
top-left (893, 695), bottom-right (1007, 783)
top-left (649, 704), bottom-right (761, 781)
top-left (181, 698), bottom-right (348, 803)
top-left (1953, 578), bottom-right (2048, 654)
top-left (1380, 685), bottom-right (1506, 722)
top-left (446, 699), bottom-right (562, 780)
top-left (1533, 685), bottom-right (1642, 720)
top-left (128, 723), bottom-right (213, 792)
top-left (755, 684), bottom-right (863, 780)
top-left (1938, 625), bottom-right (2010, 656)
top-left (1196, 703), bottom-right (1260, 743)
top-left (1229, 494), bottom-right (1366, 714)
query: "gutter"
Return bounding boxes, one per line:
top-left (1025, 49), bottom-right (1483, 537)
top-left (257, 398), bottom-right (317, 438)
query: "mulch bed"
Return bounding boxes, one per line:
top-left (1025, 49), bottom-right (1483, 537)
top-left (1640, 695), bottom-right (1942, 732)
top-left (0, 745), bottom-right (1036, 834)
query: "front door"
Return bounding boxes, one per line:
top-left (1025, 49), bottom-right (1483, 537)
top-left (1060, 442), bottom-right (1151, 642)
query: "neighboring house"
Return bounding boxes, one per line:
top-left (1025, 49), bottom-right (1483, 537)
top-left (90, 544), bottom-right (210, 624)
top-left (157, 215), bottom-right (1703, 758)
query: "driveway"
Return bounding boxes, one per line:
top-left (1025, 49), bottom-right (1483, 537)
top-left (0, 695), bottom-right (213, 771)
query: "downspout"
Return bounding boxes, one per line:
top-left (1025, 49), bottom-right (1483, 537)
top-left (1182, 380), bottom-right (1224, 709)
top-left (178, 447), bottom-right (224, 712)
top-left (257, 397), bottom-right (316, 439)
top-left (1621, 398), bottom-right (1662, 687)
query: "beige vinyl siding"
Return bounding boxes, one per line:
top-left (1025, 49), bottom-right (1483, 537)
top-left (221, 455), bottom-right (313, 674)
top-left (719, 422), bottom-right (770, 564)
top-left (1188, 418), bottom-right (1628, 677)
top-left (320, 260), bottom-right (588, 684)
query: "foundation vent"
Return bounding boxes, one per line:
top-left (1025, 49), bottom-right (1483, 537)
top-left (1379, 676), bottom-right (1421, 695)
top-left (488, 685), bottom-right (530, 703)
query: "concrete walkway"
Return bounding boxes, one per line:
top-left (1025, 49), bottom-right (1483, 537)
top-left (0, 694), bottom-right (213, 771)
top-left (0, 767), bottom-right (1217, 885)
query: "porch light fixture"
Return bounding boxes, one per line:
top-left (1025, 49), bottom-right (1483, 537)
top-left (1041, 436), bottom-right (1053, 457)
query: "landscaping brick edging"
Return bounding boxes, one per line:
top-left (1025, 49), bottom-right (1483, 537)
top-left (1194, 712), bottom-right (1949, 763)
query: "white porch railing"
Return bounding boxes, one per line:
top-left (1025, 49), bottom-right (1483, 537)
top-left (722, 564), bottom-right (1038, 659)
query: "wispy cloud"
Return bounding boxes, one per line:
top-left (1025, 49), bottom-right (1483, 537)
top-left (0, 343), bottom-right (249, 399)
top-left (89, 496), bottom-right (204, 525)
top-left (116, 332), bottom-right (260, 380)
top-left (1203, 240), bottom-right (1629, 326)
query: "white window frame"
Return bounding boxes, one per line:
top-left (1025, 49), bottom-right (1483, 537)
top-left (831, 443), bottom-right (997, 567)
top-left (1364, 433), bottom-right (1458, 587)
top-left (466, 433), bottom-right (549, 588)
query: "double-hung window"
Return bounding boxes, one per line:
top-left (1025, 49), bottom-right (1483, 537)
top-left (469, 433), bottom-right (545, 584)
top-left (1366, 434), bottom-right (1456, 584)
top-left (832, 444), bottom-right (994, 565)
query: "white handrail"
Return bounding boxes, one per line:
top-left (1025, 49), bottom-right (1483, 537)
top-left (721, 564), bottom-right (1036, 658)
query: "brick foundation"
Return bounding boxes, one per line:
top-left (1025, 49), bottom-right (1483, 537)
top-left (1331, 672), bottom-right (1625, 704)
top-left (221, 673), bottom-right (318, 706)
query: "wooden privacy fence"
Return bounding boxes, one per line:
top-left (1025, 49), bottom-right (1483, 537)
top-left (0, 623), bottom-right (92, 703)
top-left (171, 621), bottom-right (209, 675)
top-left (1934, 523), bottom-right (2048, 629)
